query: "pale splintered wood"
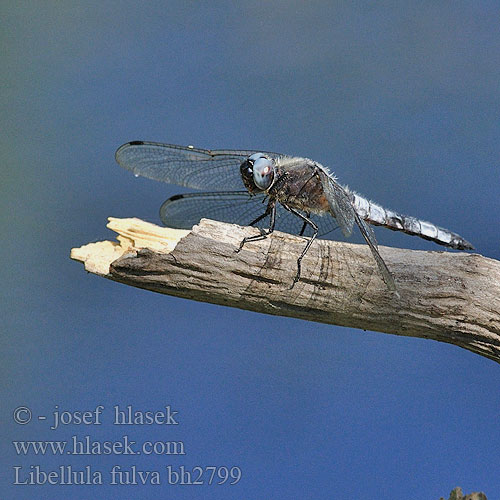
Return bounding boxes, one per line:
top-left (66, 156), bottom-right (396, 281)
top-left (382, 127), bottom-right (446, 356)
top-left (70, 218), bottom-right (189, 275)
top-left (70, 217), bottom-right (500, 363)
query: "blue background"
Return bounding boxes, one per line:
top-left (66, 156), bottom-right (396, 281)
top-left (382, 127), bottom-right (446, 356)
top-left (2, 2), bottom-right (499, 499)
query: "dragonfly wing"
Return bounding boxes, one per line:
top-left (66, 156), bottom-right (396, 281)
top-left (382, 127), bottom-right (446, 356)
top-left (116, 141), bottom-right (283, 191)
top-left (159, 191), bottom-right (339, 237)
top-left (320, 171), bottom-right (396, 290)
top-left (160, 191), bottom-right (270, 228)
top-left (353, 212), bottom-right (396, 291)
top-left (320, 173), bottom-right (355, 238)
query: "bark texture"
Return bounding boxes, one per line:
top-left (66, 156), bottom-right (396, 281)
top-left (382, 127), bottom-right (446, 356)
top-left (71, 217), bottom-right (500, 363)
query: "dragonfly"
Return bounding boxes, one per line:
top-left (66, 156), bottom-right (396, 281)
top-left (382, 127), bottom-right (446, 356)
top-left (115, 141), bottom-right (474, 291)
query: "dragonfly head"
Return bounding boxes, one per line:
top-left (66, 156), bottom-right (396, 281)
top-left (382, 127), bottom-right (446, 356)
top-left (240, 153), bottom-right (275, 193)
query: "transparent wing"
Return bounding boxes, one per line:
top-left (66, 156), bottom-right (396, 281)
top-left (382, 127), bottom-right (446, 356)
top-left (160, 191), bottom-right (268, 228)
top-left (320, 172), bottom-right (396, 290)
top-left (320, 172), bottom-right (355, 238)
top-left (115, 141), bottom-right (283, 191)
top-left (353, 211), bottom-right (396, 291)
top-left (160, 191), bottom-right (340, 237)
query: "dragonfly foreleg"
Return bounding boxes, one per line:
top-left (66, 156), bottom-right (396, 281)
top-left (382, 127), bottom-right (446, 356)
top-left (237, 200), bottom-right (277, 251)
top-left (248, 205), bottom-right (271, 228)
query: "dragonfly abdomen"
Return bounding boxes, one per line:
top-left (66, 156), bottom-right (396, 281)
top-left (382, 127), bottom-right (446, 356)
top-left (351, 193), bottom-right (474, 250)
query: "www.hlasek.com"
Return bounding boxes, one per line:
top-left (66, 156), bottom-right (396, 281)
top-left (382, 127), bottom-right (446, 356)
top-left (13, 435), bottom-right (185, 456)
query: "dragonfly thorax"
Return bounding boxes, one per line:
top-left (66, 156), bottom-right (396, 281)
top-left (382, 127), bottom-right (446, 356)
top-left (240, 153), bottom-right (275, 193)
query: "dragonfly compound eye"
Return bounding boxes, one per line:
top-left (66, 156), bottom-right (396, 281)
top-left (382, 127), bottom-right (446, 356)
top-left (240, 157), bottom-right (257, 192)
top-left (240, 153), bottom-right (274, 192)
top-left (250, 154), bottom-right (274, 191)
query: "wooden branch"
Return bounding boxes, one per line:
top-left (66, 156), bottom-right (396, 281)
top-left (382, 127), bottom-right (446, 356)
top-left (71, 217), bottom-right (500, 363)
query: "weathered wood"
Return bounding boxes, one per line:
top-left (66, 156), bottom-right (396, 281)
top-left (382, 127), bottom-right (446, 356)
top-left (71, 217), bottom-right (500, 363)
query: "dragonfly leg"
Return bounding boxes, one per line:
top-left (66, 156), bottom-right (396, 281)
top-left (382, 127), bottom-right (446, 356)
top-left (237, 200), bottom-right (276, 252)
top-left (248, 205), bottom-right (271, 227)
top-left (282, 205), bottom-right (318, 287)
top-left (298, 212), bottom-right (310, 236)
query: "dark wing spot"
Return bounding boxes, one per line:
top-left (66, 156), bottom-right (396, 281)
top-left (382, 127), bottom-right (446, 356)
top-left (168, 194), bottom-right (185, 202)
top-left (129, 140), bottom-right (144, 145)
